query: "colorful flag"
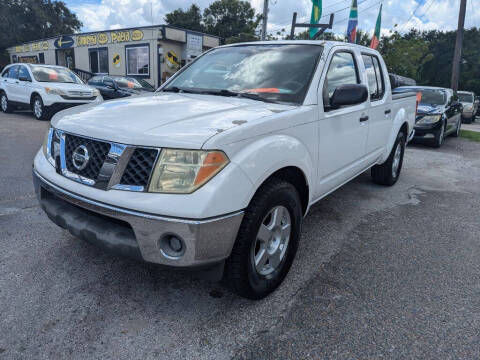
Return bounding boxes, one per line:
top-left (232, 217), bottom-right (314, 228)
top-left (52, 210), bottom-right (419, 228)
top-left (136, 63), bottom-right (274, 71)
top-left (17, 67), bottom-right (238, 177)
top-left (347, 0), bottom-right (358, 43)
top-left (370, 4), bottom-right (383, 49)
top-left (309, 0), bottom-right (322, 39)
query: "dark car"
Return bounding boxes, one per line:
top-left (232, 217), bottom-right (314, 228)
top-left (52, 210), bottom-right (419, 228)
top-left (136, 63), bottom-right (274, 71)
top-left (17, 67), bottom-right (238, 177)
top-left (394, 86), bottom-right (463, 148)
top-left (87, 75), bottom-right (155, 100)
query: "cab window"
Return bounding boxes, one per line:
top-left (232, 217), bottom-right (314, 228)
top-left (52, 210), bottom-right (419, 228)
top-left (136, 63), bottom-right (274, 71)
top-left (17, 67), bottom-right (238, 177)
top-left (361, 54), bottom-right (385, 101)
top-left (18, 66), bottom-right (31, 81)
top-left (323, 51), bottom-right (359, 109)
top-left (362, 55), bottom-right (377, 100)
top-left (7, 66), bottom-right (19, 79)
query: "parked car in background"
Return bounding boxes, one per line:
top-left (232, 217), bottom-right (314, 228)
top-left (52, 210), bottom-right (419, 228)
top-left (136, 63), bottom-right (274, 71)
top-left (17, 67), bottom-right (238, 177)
top-left (458, 91), bottom-right (477, 123)
top-left (33, 41), bottom-right (417, 299)
top-left (395, 86), bottom-right (462, 147)
top-left (87, 75), bottom-right (155, 100)
top-left (0, 64), bottom-right (102, 120)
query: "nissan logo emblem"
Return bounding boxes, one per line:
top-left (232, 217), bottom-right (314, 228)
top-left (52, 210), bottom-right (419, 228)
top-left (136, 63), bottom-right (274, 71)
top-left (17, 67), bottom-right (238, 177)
top-left (72, 145), bottom-right (90, 170)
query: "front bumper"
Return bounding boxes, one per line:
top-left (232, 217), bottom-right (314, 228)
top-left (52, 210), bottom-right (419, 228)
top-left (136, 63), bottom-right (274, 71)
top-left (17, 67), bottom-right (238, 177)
top-left (33, 169), bottom-right (244, 267)
top-left (413, 121), bottom-right (442, 140)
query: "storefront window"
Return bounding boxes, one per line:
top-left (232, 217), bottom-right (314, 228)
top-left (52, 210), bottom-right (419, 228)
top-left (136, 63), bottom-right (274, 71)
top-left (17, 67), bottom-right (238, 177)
top-left (89, 48), bottom-right (108, 74)
top-left (126, 45), bottom-right (149, 76)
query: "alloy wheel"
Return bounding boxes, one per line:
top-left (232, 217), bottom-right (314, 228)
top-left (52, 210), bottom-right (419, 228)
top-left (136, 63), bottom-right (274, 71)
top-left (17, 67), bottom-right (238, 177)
top-left (34, 100), bottom-right (42, 118)
top-left (1, 95), bottom-right (7, 112)
top-left (391, 142), bottom-right (402, 178)
top-left (252, 205), bottom-right (291, 276)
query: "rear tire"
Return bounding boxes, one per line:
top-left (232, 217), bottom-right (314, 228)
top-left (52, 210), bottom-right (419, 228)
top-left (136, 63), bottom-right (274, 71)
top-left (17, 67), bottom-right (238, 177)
top-left (32, 95), bottom-right (51, 121)
top-left (0, 92), bottom-right (13, 113)
top-left (371, 130), bottom-right (406, 186)
top-left (224, 178), bottom-right (302, 300)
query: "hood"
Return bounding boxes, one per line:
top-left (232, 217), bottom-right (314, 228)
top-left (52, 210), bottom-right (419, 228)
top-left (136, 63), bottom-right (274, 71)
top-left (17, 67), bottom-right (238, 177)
top-left (52, 93), bottom-right (294, 148)
top-left (44, 82), bottom-right (96, 95)
top-left (417, 104), bottom-right (443, 115)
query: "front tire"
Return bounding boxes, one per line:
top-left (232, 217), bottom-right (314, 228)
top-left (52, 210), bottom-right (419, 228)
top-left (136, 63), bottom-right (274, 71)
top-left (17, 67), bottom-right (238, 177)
top-left (32, 95), bottom-right (50, 121)
top-left (224, 178), bottom-right (302, 299)
top-left (452, 117), bottom-right (461, 137)
top-left (371, 130), bottom-right (406, 186)
top-left (0, 92), bottom-right (13, 113)
top-left (432, 120), bottom-right (446, 148)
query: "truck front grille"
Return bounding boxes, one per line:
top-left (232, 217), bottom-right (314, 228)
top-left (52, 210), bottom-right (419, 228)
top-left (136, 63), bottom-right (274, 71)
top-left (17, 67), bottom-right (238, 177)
top-left (54, 131), bottom-right (159, 192)
top-left (65, 134), bottom-right (111, 180)
top-left (120, 148), bottom-right (158, 187)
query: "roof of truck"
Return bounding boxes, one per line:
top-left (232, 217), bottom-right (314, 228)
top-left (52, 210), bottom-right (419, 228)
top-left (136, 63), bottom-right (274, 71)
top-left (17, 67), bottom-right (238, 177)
top-left (219, 40), bottom-right (380, 52)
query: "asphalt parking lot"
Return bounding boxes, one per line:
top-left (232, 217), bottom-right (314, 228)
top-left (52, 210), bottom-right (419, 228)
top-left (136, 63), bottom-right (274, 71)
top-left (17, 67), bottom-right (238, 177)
top-left (1, 111), bottom-right (480, 360)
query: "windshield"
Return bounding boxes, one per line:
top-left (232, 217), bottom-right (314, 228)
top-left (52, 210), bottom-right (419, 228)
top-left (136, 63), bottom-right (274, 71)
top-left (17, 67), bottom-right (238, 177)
top-left (162, 44), bottom-right (323, 104)
top-left (458, 93), bottom-right (474, 103)
top-left (112, 76), bottom-right (144, 89)
top-left (397, 88), bottom-right (446, 105)
top-left (31, 66), bottom-right (82, 84)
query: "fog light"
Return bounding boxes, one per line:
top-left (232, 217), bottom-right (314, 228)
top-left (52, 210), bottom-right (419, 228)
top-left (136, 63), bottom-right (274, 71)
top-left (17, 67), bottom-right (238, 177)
top-left (159, 234), bottom-right (185, 259)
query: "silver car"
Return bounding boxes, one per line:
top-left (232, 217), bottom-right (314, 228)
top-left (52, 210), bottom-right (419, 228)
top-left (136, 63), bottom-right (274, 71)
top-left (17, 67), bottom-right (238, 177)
top-left (458, 91), bottom-right (477, 123)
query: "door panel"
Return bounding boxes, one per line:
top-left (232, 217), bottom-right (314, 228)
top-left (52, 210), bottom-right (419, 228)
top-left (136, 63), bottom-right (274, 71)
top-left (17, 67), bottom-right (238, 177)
top-left (317, 50), bottom-right (370, 195)
top-left (363, 55), bottom-right (390, 153)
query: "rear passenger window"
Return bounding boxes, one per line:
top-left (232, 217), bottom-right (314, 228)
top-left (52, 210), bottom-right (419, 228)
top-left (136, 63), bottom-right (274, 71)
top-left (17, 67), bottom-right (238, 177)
top-left (18, 66), bottom-right (31, 81)
top-left (1, 68), bottom-right (9, 77)
top-left (362, 55), bottom-right (377, 100)
top-left (362, 54), bottom-right (385, 101)
top-left (323, 52), bottom-right (359, 107)
top-left (372, 56), bottom-right (385, 99)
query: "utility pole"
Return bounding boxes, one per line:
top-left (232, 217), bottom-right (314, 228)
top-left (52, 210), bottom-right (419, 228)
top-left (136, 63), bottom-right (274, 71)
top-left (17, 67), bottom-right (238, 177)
top-left (261, 0), bottom-right (269, 41)
top-left (451, 0), bottom-right (467, 92)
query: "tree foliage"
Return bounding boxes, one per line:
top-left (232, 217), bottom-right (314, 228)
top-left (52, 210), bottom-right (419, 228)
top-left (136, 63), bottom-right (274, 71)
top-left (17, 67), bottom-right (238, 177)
top-left (164, 5), bottom-right (204, 33)
top-left (0, 0), bottom-right (82, 67)
top-left (165, 0), bottom-right (259, 44)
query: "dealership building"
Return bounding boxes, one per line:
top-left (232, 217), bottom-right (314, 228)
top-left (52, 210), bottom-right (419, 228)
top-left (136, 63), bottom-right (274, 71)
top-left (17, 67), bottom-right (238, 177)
top-left (7, 25), bottom-right (221, 88)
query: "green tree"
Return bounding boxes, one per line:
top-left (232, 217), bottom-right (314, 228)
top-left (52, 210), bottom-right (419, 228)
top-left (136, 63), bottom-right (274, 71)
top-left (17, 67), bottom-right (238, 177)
top-left (380, 31), bottom-right (433, 81)
top-left (164, 4), bottom-right (204, 33)
top-left (203, 0), bottom-right (260, 43)
top-left (0, 0), bottom-right (82, 67)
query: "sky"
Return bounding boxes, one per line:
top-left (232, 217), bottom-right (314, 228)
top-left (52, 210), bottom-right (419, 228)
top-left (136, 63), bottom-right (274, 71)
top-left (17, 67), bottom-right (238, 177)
top-left (65, 0), bottom-right (480, 37)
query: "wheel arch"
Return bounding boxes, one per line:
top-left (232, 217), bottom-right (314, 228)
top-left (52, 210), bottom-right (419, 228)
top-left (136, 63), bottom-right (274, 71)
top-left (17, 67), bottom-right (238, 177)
top-left (255, 166), bottom-right (310, 216)
top-left (30, 92), bottom-right (42, 106)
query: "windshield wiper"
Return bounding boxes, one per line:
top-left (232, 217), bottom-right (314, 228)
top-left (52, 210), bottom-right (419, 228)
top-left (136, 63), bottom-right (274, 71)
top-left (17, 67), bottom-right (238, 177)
top-left (162, 86), bottom-right (198, 94)
top-left (197, 89), bottom-right (280, 104)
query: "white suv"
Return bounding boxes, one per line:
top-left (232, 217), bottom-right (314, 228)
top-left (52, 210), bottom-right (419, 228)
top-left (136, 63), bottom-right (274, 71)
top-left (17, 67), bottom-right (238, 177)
top-left (0, 64), bottom-right (102, 120)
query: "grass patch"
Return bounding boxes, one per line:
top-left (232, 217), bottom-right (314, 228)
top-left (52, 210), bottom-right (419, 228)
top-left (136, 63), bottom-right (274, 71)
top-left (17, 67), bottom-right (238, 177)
top-left (460, 129), bottom-right (480, 142)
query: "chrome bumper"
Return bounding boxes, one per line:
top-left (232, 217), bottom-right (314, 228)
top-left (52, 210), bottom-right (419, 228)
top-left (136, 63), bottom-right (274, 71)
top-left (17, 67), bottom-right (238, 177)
top-left (33, 169), bottom-right (244, 267)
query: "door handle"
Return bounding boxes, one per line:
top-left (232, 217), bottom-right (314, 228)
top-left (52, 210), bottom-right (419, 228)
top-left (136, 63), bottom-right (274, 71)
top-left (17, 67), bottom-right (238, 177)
top-left (360, 116), bottom-right (369, 122)
top-left (385, 109), bottom-right (392, 114)
top-left (15, 81), bottom-right (19, 84)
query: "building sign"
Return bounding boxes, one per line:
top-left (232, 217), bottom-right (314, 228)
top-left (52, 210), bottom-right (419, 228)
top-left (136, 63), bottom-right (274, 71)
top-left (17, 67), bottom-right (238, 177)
top-left (166, 50), bottom-right (180, 69)
top-left (16, 41), bottom-right (47, 53)
top-left (54, 36), bottom-right (74, 49)
top-left (77, 34), bottom-right (98, 47)
top-left (77, 29), bottom-right (144, 46)
top-left (113, 53), bottom-right (121, 68)
top-left (185, 33), bottom-right (202, 60)
top-left (18, 55), bottom-right (39, 64)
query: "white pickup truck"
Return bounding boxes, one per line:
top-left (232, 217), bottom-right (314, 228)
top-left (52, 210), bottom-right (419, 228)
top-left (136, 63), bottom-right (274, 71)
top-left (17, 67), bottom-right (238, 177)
top-left (33, 41), bottom-right (416, 299)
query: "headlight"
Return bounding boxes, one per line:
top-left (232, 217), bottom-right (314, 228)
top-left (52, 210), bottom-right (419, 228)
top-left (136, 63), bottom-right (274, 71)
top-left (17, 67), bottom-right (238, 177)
top-left (92, 89), bottom-right (100, 97)
top-left (42, 127), bottom-right (59, 167)
top-left (42, 127), bottom-right (52, 157)
top-left (45, 87), bottom-right (66, 96)
top-left (464, 104), bottom-right (473, 111)
top-left (148, 149), bottom-right (229, 193)
top-left (416, 114), bottom-right (442, 125)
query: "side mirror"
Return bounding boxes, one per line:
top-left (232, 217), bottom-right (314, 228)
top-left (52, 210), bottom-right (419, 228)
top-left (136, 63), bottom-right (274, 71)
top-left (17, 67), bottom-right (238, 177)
top-left (104, 81), bottom-right (116, 90)
top-left (330, 84), bottom-right (368, 108)
top-left (19, 76), bottom-right (31, 82)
